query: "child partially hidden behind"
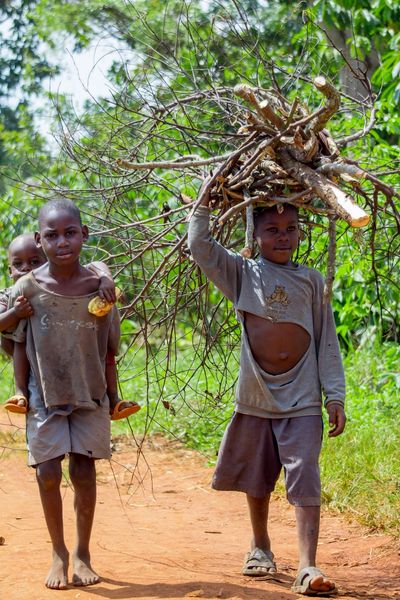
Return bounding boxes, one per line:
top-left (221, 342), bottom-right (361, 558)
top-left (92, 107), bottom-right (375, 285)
top-left (0, 232), bottom-right (139, 421)
top-left (188, 180), bottom-right (346, 597)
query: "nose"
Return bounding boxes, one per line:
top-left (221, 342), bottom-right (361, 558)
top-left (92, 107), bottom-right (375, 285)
top-left (20, 262), bottom-right (30, 272)
top-left (277, 229), bottom-right (288, 240)
top-left (57, 235), bottom-right (68, 247)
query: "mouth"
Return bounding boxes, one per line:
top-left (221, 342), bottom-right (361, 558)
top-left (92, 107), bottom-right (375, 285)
top-left (56, 252), bottom-right (72, 258)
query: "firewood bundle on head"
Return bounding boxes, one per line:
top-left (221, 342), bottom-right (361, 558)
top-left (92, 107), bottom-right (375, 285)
top-left (202, 77), bottom-right (370, 225)
top-left (113, 76), bottom-right (398, 309)
top-left (192, 76), bottom-right (373, 299)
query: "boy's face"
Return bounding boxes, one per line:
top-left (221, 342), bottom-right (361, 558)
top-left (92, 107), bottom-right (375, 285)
top-left (8, 237), bottom-right (46, 282)
top-left (254, 206), bottom-right (299, 265)
top-left (35, 209), bottom-right (88, 267)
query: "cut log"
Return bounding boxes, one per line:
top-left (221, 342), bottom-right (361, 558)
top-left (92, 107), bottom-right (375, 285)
top-left (279, 150), bottom-right (370, 227)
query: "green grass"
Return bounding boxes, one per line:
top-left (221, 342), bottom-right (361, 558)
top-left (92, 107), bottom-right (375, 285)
top-left (320, 340), bottom-right (400, 533)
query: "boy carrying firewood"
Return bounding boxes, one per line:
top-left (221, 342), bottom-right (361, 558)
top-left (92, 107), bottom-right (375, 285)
top-left (187, 179), bottom-right (346, 597)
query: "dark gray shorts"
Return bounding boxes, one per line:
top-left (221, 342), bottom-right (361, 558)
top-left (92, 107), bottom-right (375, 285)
top-left (212, 412), bottom-right (323, 506)
top-left (26, 375), bottom-right (111, 467)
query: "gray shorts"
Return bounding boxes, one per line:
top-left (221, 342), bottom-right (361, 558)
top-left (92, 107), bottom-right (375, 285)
top-left (26, 375), bottom-right (111, 467)
top-left (212, 412), bottom-right (323, 506)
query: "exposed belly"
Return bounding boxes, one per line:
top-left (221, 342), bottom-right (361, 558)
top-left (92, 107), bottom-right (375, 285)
top-left (244, 312), bottom-right (310, 374)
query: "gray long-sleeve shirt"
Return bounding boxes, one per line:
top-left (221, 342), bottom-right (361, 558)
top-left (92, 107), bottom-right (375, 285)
top-left (187, 205), bottom-right (345, 419)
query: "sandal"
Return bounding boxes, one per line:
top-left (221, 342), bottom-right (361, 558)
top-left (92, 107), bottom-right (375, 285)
top-left (291, 566), bottom-right (338, 596)
top-left (110, 400), bottom-right (141, 421)
top-left (242, 548), bottom-right (276, 577)
top-left (4, 394), bottom-right (28, 414)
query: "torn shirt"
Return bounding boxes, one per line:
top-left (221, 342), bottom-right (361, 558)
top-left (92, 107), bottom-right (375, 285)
top-left (187, 205), bottom-right (345, 419)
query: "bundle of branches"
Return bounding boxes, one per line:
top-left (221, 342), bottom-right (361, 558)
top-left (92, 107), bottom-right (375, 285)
top-left (115, 76), bottom-right (400, 300)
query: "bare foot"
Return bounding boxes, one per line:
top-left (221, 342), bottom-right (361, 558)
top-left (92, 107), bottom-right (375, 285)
top-left (72, 552), bottom-right (100, 587)
top-left (45, 550), bottom-right (69, 589)
top-left (310, 573), bottom-right (336, 593)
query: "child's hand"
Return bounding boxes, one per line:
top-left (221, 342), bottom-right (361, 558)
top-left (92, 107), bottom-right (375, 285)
top-left (326, 402), bottom-right (346, 437)
top-left (14, 295), bottom-right (34, 318)
top-left (98, 276), bottom-right (116, 303)
top-left (199, 174), bottom-right (213, 207)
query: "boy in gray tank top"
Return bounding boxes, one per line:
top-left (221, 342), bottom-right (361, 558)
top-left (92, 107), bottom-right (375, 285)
top-left (187, 182), bottom-right (346, 597)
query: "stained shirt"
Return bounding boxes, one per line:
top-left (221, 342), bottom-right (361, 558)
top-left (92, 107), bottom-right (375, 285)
top-left (6, 272), bottom-right (120, 409)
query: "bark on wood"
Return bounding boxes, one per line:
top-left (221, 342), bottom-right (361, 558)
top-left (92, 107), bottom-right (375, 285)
top-left (279, 150), bottom-right (370, 227)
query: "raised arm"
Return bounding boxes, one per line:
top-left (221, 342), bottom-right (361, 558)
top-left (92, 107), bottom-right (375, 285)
top-left (187, 180), bottom-right (245, 303)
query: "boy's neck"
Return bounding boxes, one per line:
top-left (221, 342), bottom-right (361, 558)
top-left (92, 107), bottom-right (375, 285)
top-left (261, 256), bottom-right (297, 267)
top-left (33, 260), bottom-right (99, 296)
top-left (47, 260), bottom-right (83, 281)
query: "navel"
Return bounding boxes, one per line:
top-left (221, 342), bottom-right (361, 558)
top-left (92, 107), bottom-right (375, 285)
top-left (279, 352), bottom-right (289, 361)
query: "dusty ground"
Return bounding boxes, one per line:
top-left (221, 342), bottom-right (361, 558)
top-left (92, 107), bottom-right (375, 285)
top-left (1, 423), bottom-right (400, 600)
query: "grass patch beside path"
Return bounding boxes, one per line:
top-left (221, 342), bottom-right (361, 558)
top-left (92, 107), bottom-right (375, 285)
top-left (320, 340), bottom-right (400, 534)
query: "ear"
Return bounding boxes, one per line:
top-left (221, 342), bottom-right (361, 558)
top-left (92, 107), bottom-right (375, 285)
top-left (81, 225), bottom-right (89, 241)
top-left (34, 231), bottom-right (42, 247)
top-left (8, 266), bottom-right (12, 276)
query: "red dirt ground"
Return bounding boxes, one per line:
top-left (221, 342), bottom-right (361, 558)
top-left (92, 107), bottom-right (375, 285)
top-left (1, 424), bottom-right (400, 600)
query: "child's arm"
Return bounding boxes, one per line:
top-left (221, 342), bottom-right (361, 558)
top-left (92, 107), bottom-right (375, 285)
top-left (13, 341), bottom-right (30, 400)
top-left (187, 178), bottom-right (245, 302)
top-left (87, 261), bottom-right (116, 303)
top-left (312, 273), bottom-right (346, 436)
top-left (0, 296), bottom-right (33, 333)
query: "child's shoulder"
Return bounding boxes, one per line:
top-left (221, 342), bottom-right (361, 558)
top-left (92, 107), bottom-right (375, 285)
top-left (11, 272), bottom-right (36, 295)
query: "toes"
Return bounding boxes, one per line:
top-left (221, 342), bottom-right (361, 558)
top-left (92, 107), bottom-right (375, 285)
top-left (45, 577), bottom-right (68, 589)
top-left (72, 574), bottom-right (100, 587)
top-left (310, 575), bottom-right (335, 592)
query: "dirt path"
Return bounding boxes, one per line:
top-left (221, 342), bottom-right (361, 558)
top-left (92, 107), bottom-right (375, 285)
top-left (1, 429), bottom-right (399, 600)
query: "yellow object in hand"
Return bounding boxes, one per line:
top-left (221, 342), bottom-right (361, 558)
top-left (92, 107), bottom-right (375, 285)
top-left (88, 287), bottom-right (122, 317)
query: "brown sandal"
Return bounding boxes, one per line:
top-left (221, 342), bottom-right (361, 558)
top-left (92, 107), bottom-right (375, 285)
top-left (4, 394), bottom-right (28, 414)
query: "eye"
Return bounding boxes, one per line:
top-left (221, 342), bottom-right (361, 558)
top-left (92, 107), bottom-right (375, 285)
top-left (30, 259), bottom-right (41, 266)
top-left (13, 261), bottom-right (22, 268)
top-left (287, 226), bottom-right (297, 232)
top-left (45, 232), bottom-right (56, 239)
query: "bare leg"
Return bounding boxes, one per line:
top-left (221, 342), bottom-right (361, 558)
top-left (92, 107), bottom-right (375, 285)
top-left (69, 453), bottom-right (100, 587)
top-left (245, 494), bottom-right (276, 575)
top-left (35, 457), bottom-right (69, 589)
top-left (247, 493), bottom-right (272, 552)
top-left (295, 506), bottom-right (335, 593)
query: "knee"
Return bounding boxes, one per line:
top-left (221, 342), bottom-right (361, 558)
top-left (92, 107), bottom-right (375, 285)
top-left (69, 455), bottom-right (95, 488)
top-left (36, 460), bottom-right (62, 491)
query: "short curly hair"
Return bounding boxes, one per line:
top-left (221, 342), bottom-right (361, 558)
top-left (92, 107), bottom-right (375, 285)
top-left (38, 197), bottom-right (82, 226)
